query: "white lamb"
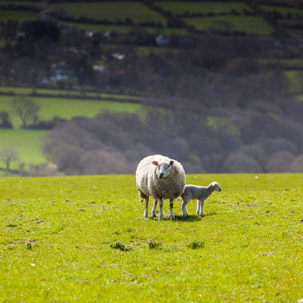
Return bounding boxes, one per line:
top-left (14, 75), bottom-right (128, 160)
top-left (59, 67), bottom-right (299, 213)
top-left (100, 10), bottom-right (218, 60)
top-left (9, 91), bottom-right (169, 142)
top-left (136, 154), bottom-right (186, 220)
top-left (181, 181), bottom-right (221, 216)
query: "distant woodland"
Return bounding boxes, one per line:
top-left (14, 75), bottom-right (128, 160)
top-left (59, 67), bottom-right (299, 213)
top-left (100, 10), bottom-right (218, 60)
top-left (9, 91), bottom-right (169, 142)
top-left (1, 1), bottom-right (303, 174)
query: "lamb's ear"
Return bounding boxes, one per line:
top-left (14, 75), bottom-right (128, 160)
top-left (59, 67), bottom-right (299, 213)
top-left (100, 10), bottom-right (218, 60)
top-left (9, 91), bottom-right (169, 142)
top-left (170, 160), bottom-right (174, 165)
top-left (152, 161), bottom-right (158, 166)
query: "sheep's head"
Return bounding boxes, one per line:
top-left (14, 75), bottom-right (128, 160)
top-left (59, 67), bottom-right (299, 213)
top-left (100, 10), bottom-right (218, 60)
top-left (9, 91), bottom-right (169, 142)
top-left (210, 181), bottom-right (221, 192)
top-left (152, 160), bottom-right (174, 179)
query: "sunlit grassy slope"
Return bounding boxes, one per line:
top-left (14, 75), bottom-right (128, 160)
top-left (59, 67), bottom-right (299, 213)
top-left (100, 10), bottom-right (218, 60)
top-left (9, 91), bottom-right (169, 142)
top-left (0, 129), bottom-right (47, 164)
top-left (0, 95), bottom-right (142, 165)
top-left (1, 174), bottom-right (303, 302)
top-left (0, 95), bottom-right (142, 128)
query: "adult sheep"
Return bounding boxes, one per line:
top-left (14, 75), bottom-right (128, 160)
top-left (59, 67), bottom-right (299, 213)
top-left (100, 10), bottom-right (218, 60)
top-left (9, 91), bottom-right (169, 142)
top-left (136, 154), bottom-right (186, 220)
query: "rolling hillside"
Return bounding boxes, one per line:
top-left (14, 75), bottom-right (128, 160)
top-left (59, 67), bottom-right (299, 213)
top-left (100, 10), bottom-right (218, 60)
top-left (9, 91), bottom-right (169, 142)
top-left (1, 0), bottom-right (303, 174)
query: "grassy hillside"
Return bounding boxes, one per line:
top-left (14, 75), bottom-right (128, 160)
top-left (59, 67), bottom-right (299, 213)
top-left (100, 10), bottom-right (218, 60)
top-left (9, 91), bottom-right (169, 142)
top-left (1, 174), bottom-right (303, 302)
top-left (0, 129), bottom-right (47, 165)
top-left (0, 9), bottom-right (38, 22)
top-left (184, 15), bottom-right (273, 35)
top-left (0, 95), bottom-right (142, 127)
top-left (0, 87), bottom-right (142, 100)
top-left (0, 93), bottom-right (143, 168)
top-left (56, 1), bottom-right (166, 23)
top-left (156, 1), bottom-right (253, 15)
top-left (64, 21), bottom-right (187, 34)
top-left (260, 4), bottom-right (303, 16)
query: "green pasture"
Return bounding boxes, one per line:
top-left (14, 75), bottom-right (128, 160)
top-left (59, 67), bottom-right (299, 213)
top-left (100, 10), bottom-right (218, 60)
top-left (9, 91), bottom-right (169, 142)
top-left (56, 2), bottom-right (166, 24)
top-left (0, 86), bottom-right (142, 101)
top-left (284, 70), bottom-right (303, 94)
top-left (64, 21), bottom-right (186, 35)
top-left (0, 94), bottom-right (142, 167)
top-left (260, 4), bottom-right (303, 16)
top-left (0, 1), bottom-right (37, 5)
top-left (1, 174), bottom-right (303, 302)
top-left (295, 95), bottom-right (303, 102)
top-left (156, 1), bottom-right (252, 15)
top-left (0, 9), bottom-right (38, 22)
top-left (184, 15), bottom-right (273, 35)
top-left (0, 95), bottom-right (142, 127)
top-left (0, 129), bottom-right (47, 165)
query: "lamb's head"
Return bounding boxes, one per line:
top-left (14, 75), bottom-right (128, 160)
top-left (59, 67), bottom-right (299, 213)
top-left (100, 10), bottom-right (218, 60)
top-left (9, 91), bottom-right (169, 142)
top-left (210, 181), bottom-right (221, 192)
top-left (152, 160), bottom-right (175, 180)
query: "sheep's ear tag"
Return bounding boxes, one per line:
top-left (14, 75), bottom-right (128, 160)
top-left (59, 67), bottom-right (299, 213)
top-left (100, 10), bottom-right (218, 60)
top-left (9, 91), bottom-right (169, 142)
top-left (152, 161), bottom-right (158, 166)
top-left (170, 160), bottom-right (174, 165)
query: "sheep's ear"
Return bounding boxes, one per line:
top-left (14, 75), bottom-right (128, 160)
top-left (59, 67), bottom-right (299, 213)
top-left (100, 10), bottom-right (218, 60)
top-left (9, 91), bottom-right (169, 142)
top-left (170, 160), bottom-right (174, 165)
top-left (152, 161), bottom-right (158, 166)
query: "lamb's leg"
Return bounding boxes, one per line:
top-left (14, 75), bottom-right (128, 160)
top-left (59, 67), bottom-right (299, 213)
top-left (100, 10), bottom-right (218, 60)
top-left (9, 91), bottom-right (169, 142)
top-left (199, 199), bottom-right (205, 217)
top-left (181, 198), bottom-right (190, 216)
top-left (196, 200), bottom-right (200, 215)
top-left (144, 196), bottom-right (149, 217)
top-left (158, 199), bottom-right (163, 220)
top-left (169, 198), bottom-right (175, 220)
top-left (151, 199), bottom-right (157, 217)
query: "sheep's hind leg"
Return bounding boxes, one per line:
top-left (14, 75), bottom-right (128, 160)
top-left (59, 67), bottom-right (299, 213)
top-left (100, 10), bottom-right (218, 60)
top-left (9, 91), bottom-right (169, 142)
top-left (169, 198), bottom-right (175, 220)
top-left (199, 199), bottom-right (205, 217)
top-left (181, 198), bottom-right (190, 216)
top-left (196, 200), bottom-right (201, 215)
top-left (144, 196), bottom-right (149, 218)
top-left (151, 199), bottom-right (157, 217)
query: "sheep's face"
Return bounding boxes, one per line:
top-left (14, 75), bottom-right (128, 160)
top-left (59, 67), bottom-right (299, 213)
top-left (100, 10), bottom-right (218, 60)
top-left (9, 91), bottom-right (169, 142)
top-left (211, 181), bottom-right (221, 192)
top-left (152, 160), bottom-right (174, 179)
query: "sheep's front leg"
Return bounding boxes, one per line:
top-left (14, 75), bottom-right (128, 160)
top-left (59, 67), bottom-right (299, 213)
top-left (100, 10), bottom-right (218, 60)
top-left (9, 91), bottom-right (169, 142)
top-left (169, 198), bottom-right (175, 220)
top-left (196, 200), bottom-right (201, 215)
top-left (151, 199), bottom-right (157, 217)
top-left (158, 199), bottom-right (163, 220)
top-left (144, 196), bottom-right (149, 217)
top-left (199, 199), bottom-right (205, 217)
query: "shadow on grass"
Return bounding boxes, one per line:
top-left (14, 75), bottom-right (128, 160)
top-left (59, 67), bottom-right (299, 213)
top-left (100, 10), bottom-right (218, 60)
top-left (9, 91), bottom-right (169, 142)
top-left (174, 215), bottom-right (202, 222)
top-left (146, 212), bottom-right (217, 221)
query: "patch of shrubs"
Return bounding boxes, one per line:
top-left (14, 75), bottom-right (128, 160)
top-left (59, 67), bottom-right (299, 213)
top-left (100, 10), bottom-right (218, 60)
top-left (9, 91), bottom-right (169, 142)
top-left (110, 241), bottom-right (130, 251)
top-left (148, 239), bottom-right (162, 250)
top-left (187, 240), bottom-right (205, 249)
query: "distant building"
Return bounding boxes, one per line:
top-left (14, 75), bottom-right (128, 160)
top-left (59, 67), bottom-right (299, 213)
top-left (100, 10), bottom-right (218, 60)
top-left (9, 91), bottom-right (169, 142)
top-left (42, 64), bottom-right (78, 85)
top-left (155, 35), bottom-right (168, 46)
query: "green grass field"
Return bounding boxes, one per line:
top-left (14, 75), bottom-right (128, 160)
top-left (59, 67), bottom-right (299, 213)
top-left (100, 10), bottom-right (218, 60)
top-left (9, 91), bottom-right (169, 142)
top-left (1, 174), bottom-right (303, 302)
top-left (0, 95), bottom-right (142, 167)
top-left (156, 1), bottom-right (252, 15)
top-left (184, 15), bottom-right (273, 35)
top-left (284, 70), bottom-right (303, 94)
top-left (0, 95), bottom-right (142, 127)
top-left (260, 4), bottom-right (303, 16)
top-left (0, 86), bottom-right (142, 100)
top-left (64, 21), bottom-right (187, 34)
top-left (56, 2), bottom-right (166, 24)
top-left (0, 9), bottom-right (38, 22)
top-left (0, 129), bottom-right (47, 165)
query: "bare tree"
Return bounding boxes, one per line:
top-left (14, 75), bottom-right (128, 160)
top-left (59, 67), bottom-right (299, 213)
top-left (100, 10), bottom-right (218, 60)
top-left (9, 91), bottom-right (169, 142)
top-left (11, 97), bottom-right (40, 128)
top-left (0, 146), bottom-right (19, 171)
